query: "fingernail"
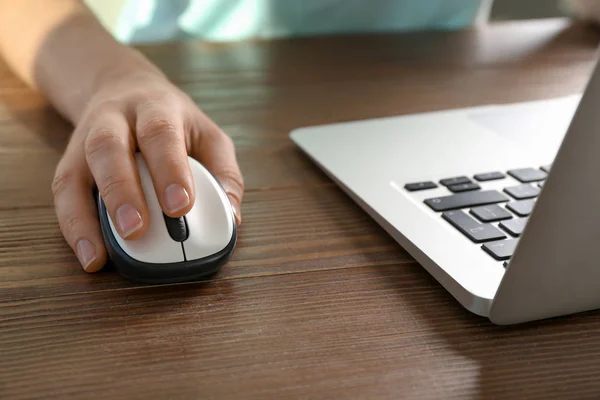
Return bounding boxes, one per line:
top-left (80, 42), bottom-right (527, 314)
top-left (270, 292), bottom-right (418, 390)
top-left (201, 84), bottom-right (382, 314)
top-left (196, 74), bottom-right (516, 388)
top-left (116, 204), bottom-right (143, 238)
top-left (164, 184), bottom-right (190, 213)
top-left (233, 206), bottom-right (242, 225)
top-left (226, 194), bottom-right (241, 225)
top-left (77, 239), bottom-right (97, 271)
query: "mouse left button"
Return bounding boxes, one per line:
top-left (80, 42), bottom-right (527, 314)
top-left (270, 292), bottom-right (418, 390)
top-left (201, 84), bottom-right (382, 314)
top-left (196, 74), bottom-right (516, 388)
top-left (163, 214), bottom-right (188, 242)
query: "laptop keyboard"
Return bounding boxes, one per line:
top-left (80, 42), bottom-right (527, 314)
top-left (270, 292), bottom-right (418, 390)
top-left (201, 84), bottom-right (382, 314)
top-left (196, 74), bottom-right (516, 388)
top-left (404, 165), bottom-right (549, 264)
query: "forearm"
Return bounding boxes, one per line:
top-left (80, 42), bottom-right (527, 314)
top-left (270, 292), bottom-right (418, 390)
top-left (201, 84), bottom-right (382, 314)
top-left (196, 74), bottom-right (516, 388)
top-left (0, 0), bottom-right (164, 124)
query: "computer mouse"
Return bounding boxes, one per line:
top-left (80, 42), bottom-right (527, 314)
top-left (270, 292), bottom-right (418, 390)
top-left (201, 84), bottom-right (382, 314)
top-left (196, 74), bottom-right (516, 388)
top-left (97, 152), bottom-right (237, 284)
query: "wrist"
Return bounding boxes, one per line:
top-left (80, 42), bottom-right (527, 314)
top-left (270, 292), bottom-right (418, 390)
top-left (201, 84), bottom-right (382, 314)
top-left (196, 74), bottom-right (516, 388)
top-left (79, 48), bottom-right (168, 121)
top-left (94, 48), bottom-right (165, 89)
top-left (31, 9), bottom-right (168, 125)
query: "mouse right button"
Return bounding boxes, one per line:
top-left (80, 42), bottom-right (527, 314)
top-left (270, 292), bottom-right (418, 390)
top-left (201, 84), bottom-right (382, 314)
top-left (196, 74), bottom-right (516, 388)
top-left (182, 158), bottom-right (235, 260)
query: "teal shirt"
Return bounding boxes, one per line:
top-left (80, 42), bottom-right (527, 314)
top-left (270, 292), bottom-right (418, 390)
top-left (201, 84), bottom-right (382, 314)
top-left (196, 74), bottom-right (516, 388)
top-left (114, 0), bottom-right (492, 43)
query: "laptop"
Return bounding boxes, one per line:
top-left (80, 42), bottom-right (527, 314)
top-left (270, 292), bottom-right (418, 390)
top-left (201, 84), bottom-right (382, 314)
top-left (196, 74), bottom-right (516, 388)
top-left (289, 58), bottom-right (600, 325)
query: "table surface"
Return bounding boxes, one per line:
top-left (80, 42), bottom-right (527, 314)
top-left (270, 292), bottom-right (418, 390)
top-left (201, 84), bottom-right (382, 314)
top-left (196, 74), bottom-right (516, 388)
top-left (2, 18), bottom-right (600, 400)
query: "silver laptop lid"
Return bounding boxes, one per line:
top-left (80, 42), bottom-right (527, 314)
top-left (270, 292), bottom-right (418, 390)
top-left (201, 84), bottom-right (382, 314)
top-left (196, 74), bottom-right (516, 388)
top-left (491, 54), bottom-right (600, 324)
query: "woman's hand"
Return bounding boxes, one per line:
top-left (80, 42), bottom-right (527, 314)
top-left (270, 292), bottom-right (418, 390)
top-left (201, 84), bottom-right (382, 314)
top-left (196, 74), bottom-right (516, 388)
top-left (51, 70), bottom-right (244, 272)
top-left (0, 2), bottom-right (242, 273)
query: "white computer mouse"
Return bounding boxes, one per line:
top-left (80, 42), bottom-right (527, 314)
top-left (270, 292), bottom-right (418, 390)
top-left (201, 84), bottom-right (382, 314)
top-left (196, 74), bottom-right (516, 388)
top-left (97, 152), bottom-right (237, 284)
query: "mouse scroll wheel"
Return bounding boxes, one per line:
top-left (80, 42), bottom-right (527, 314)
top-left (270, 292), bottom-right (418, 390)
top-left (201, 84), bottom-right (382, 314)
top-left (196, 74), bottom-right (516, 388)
top-left (163, 214), bottom-right (188, 242)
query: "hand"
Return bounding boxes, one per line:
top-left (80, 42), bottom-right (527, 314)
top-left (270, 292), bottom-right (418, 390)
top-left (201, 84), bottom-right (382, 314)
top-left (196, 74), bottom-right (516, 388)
top-left (51, 70), bottom-right (244, 272)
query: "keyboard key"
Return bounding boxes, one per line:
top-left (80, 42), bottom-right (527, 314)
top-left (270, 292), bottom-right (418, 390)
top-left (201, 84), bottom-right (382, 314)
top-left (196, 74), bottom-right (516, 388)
top-left (442, 211), bottom-right (506, 243)
top-left (507, 167), bottom-right (547, 183)
top-left (537, 181), bottom-right (544, 188)
top-left (482, 239), bottom-right (519, 261)
top-left (506, 199), bottom-right (535, 217)
top-left (499, 218), bottom-right (528, 237)
top-left (504, 184), bottom-right (540, 200)
top-left (424, 190), bottom-right (509, 212)
top-left (448, 182), bottom-right (480, 193)
top-left (470, 204), bottom-right (512, 222)
top-left (540, 164), bottom-right (552, 173)
top-left (474, 171), bottom-right (505, 182)
top-left (440, 176), bottom-right (471, 186)
top-left (405, 181), bottom-right (437, 191)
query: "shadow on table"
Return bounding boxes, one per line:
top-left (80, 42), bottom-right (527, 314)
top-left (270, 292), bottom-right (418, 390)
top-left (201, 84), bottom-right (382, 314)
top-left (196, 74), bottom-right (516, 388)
top-left (380, 256), bottom-right (600, 399)
top-left (0, 87), bottom-right (72, 154)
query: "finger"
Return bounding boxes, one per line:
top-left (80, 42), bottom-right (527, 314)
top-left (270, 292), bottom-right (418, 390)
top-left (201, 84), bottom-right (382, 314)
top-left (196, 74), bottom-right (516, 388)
top-left (136, 100), bottom-right (194, 217)
top-left (52, 153), bottom-right (107, 272)
top-left (84, 110), bottom-right (149, 240)
top-left (189, 112), bottom-right (244, 225)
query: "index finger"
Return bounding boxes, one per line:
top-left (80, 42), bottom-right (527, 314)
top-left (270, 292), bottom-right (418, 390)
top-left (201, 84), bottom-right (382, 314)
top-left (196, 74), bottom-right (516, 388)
top-left (84, 109), bottom-right (149, 239)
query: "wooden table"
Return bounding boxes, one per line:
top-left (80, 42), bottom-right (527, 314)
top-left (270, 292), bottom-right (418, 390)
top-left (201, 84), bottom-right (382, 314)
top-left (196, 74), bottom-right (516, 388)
top-left (2, 18), bottom-right (600, 399)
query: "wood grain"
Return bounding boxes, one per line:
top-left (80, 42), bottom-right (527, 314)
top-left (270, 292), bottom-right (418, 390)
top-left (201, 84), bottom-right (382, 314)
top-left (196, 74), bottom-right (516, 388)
top-left (0, 186), bottom-right (408, 300)
top-left (2, 18), bottom-right (600, 399)
top-left (4, 266), bottom-right (600, 400)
